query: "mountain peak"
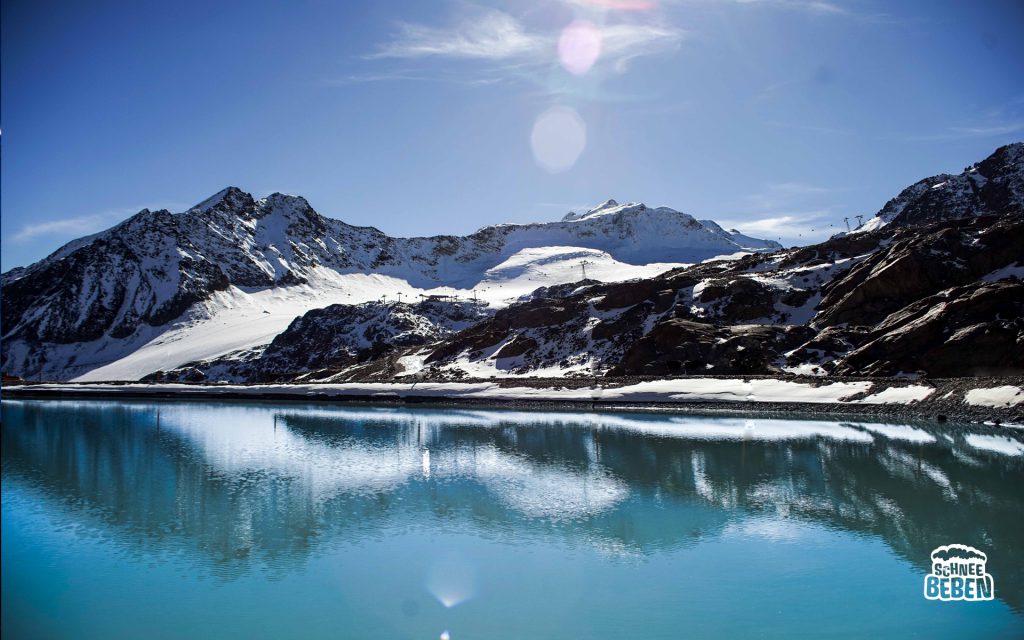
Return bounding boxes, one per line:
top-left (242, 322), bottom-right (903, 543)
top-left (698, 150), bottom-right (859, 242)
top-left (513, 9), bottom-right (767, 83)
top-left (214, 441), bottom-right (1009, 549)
top-left (857, 140), bottom-right (1024, 233)
top-left (562, 199), bottom-right (642, 221)
top-left (189, 186), bottom-right (254, 214)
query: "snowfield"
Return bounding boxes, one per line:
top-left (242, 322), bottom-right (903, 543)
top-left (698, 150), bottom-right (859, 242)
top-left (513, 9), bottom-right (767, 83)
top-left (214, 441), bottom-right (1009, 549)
top-left (73, 247), bottom-right (688, 382)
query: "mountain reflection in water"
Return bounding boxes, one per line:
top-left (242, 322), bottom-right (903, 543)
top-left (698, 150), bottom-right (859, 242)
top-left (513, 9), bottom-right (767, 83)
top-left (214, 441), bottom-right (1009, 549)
top-left (2, 400), bottom-right (1023, 615)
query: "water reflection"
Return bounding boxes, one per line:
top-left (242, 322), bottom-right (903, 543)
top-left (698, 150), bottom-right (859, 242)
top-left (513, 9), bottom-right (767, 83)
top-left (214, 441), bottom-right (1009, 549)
top-left (2, 400), bottom-right (1023, 610)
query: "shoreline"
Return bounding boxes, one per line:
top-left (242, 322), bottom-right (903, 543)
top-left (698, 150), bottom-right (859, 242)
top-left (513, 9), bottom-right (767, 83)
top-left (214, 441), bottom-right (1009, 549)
top-left (3, 375), bottom-right (1022, 426)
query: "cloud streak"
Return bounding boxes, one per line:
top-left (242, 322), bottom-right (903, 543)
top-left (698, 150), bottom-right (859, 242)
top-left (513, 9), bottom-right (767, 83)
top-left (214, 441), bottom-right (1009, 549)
top-left (899, 120), bottom-right (1024, 142)
top-left (9, 204), bottom-right (182, 244)
top-left (733, 0), bottom-right (850, 15)
top-left (716, 211), bottom-right (837, 243)
top-left (367, 8), bottom-right (685, 74)
top-left (11, 212), bottom-right (122, 243)
top-left (369, 10), bottom-right (546, 61)
top-left (716, 180), bottom-right (846, 245)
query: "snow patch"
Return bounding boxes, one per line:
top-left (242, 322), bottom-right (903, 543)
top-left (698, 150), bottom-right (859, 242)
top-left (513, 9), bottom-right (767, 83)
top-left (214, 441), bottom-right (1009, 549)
top-left (965, 386), bottom-right (1024, 408)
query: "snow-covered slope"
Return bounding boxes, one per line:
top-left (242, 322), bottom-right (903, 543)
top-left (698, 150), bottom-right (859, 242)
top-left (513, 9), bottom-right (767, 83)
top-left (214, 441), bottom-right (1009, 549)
top-left (1, 190), bottom-right (778, 381)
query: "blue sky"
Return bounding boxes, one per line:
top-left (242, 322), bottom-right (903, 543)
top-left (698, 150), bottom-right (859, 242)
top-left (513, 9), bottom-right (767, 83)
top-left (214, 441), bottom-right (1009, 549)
top-left (2, 0), bottom-right (1023, 270)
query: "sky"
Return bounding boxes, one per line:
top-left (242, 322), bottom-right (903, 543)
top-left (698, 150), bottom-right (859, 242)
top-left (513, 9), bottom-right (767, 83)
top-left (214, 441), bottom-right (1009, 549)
top-left (2, 0), bottom-right (1023, 271)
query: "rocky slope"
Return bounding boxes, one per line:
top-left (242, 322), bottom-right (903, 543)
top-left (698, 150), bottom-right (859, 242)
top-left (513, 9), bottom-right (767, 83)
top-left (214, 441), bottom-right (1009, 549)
top-left (857, 142), bottom-right (1024, 232)
top-left (394, 213), bottom-right (1023, 380)
top-left (0, 191), bottom-right (780, 380)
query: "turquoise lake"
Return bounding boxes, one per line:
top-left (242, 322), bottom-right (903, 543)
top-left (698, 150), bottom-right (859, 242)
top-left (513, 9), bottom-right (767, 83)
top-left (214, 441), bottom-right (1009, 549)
top-left (2, 399), bottom-right (1023, 639)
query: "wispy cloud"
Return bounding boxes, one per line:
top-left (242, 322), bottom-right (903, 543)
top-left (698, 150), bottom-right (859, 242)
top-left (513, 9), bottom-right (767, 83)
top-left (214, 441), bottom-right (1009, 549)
top-left (324, 72), bottom-right (504, 87)
top-left (899, 120), bottom-right (1024, 142)
top-left (9, 204), bottom-right (182, 243)
top-left (741, 181), bottom-right (835, 210)
top-left (764, 120), bottom-right (854, 136)
top-left (676, 0), bottom-right (893, 23)
top-left (732, 0), bottom-right (850, 15)
top-left (716, 211), bottom-right (837, 243)
top-left (715, 180), bottom-right (846, 244)
top-left (950, 122), bottom-right (1024, 136)
top-left (369, 10), bottom-right (547, 61)
top-left (364, 7), bottom-right (684, 75)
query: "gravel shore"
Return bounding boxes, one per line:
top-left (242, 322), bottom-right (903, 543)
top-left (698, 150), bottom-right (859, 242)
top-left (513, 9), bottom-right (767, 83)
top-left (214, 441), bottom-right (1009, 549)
top-left (4, 374), bottom-right (1022, 427)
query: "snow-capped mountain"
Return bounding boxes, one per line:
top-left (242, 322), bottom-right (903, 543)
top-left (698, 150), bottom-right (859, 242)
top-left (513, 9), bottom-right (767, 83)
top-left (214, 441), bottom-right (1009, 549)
top-left (156, 208), bottom-right (1023, 383)
top-left (857, 142), bottom-right (1024, 233)
top-left (1, 190), bottom-right (778, 381)
top-left (146, 143), bottom-right (1024, 383)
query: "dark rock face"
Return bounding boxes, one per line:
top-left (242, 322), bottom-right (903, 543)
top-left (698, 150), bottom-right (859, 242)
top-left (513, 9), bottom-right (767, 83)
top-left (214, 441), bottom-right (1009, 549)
top-left (150, 300), bottom-right (491, 383)
top-left (867, 142), bottom-right (1024, 229)
top-left (1, 209), bottom-right (231, 345)
top-left (835, 281), bottom-right (1024, 377)
top-left (698, 278), bottom-right (778, 322)
top-left (614, 321), bottom-right (814, 376)
top-left (816, 214), bottom-right (1024, 327)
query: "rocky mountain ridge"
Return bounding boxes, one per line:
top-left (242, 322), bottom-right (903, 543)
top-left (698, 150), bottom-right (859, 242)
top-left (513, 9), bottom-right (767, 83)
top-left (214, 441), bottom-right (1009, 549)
top-left (1, 189), bottom-right (778, 380)
top-left (857, 142), bottom-right (1024, 232)
top-left (153, 211), bottom-right (1023, 383)
top-left (147, 143), bottom-right (1024, 383)
top-left (3, 142), bottom-right (1022, 382)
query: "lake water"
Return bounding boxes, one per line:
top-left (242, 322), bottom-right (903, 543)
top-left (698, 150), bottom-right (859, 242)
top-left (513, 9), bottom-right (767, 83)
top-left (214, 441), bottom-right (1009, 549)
top-left (2, 399), bottom-right (1023, 639)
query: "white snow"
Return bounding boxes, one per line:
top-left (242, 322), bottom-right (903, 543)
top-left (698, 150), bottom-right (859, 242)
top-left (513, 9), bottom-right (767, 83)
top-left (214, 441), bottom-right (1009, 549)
top-left (72, 246), bottom-right (685, 382)
top-left (965, 386), bottom-right (1024, 408)
top-left (980, 262), bottom-right (1024, 283)
top-left (24, 377), bottom-right (883, 405)
top-left (855, 385), bottom-right (934, 404)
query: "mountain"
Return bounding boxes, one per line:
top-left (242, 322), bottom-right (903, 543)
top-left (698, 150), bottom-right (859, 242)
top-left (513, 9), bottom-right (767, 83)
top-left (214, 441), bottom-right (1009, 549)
top-left (148, 143), bottom-right (1024, 383)
top-left (171, 209), bottom-right (1017, 383)
top-left (857, 142), bottom-right (1024, 233)
top-left (1, 191), bottom-right (778, 381)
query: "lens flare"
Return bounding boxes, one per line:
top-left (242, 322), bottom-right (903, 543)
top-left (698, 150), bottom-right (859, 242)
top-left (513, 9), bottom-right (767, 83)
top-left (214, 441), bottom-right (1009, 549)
top-left (426, 553), bottom-right (478, 608)
top-left (530, 106), bottom-right (587, 173)
top-left (558, 21), bottom-right (602, 75)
